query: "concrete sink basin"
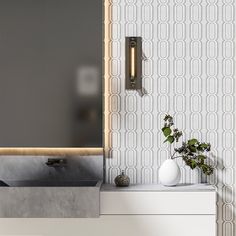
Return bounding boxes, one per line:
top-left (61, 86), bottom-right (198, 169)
top-left (0, 179), bottom-right (102, 218)
top-left (0, 180), bottom-right (99, 187)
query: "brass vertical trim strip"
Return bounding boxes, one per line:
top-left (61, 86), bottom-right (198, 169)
top-left (103, 0), bottom-right (110, 158)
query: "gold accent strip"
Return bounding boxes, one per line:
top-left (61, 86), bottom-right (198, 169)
top-left (0, 148), bottom-right (103, 156)
top-left (104, 0), bottom-right (110, 158)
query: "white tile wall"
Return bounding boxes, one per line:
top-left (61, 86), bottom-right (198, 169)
top-left (105, 0), bottom-right (235, 236)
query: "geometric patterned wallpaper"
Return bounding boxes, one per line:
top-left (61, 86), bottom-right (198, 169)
top-left (104, 0), bottom-right (235, 236)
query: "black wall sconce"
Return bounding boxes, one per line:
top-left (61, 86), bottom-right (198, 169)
top-left (125, 37), bottom-right (142, 90)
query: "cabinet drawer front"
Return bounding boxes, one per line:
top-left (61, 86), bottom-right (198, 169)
top-left (0, 215), bottom-right (216, 236)
top-left (96, 215), bottom-right (216, 236)
top-left (100, 191), bottom-right (216, 215)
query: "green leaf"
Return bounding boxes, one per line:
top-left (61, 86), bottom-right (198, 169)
top-left (165, 135), bottom-right (174, 144)
top-left (197, 155), bottom-right (207, 164)
top-left (197, 155), bottom-right (207, 160)
top-left (199, 143), bottom-right (208, 149)
top-left (189, 146), bottom-right (197, 152)
top-left (190, 160), bottom-right (197, 169)
top-left (188, 139), bottom-right (198, 145)
top-left (197, 146), bottom-right (204, 152)
top-left (162, 127), bottom-right (171, 137)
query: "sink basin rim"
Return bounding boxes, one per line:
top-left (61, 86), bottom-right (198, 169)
top-left (0, 180), bottom-right (102, 187)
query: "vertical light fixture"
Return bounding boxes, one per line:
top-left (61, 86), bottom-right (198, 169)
top-left (125, 37), bottom-right (142, 90)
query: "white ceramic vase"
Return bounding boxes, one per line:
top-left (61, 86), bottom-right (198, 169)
top-left (159, 159), bottom-right (181, 186)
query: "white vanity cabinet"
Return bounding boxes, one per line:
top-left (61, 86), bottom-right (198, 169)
top-left (98, 184), bottom-right (216, 236)
top-left (0, 184), bottom-right (216, 236)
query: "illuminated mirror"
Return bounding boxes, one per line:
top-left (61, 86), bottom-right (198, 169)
top-left (0, 0), bottom-right (103, 154)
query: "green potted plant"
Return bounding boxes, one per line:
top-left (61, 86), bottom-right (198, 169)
top-left (159, 114), bottom-right (214, 186)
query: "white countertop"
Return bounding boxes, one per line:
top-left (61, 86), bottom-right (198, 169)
top-left (101, 183), bottom-right (215, 192)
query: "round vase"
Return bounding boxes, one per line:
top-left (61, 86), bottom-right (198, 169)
top-left (114, 171), bottom-right (130, 187)
top-left (159, 159), bottom-right (181, 186)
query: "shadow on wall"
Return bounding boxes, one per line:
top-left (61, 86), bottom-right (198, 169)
top-left (207, 154), bottom-right (234, 236)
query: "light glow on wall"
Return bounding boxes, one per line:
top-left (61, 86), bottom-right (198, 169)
top-left (103, 0), bottom-right (110, 157)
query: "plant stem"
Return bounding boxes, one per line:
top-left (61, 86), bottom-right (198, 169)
top-left (171, 155), bottom-right (183, 160)
top-left (169, 144), bottom-right (172, 159)
top-left (171, 151), bottom-right (176, 159)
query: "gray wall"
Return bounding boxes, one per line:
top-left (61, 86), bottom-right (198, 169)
top-left (0, 0), bottom-right (102, 147)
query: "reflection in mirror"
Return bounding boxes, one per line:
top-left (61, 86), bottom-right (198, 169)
top-left (0, 0), bottom-right (102, 148)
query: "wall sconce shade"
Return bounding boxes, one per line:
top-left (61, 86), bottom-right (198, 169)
top-left (125, 37), bottom-right (142, 90)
